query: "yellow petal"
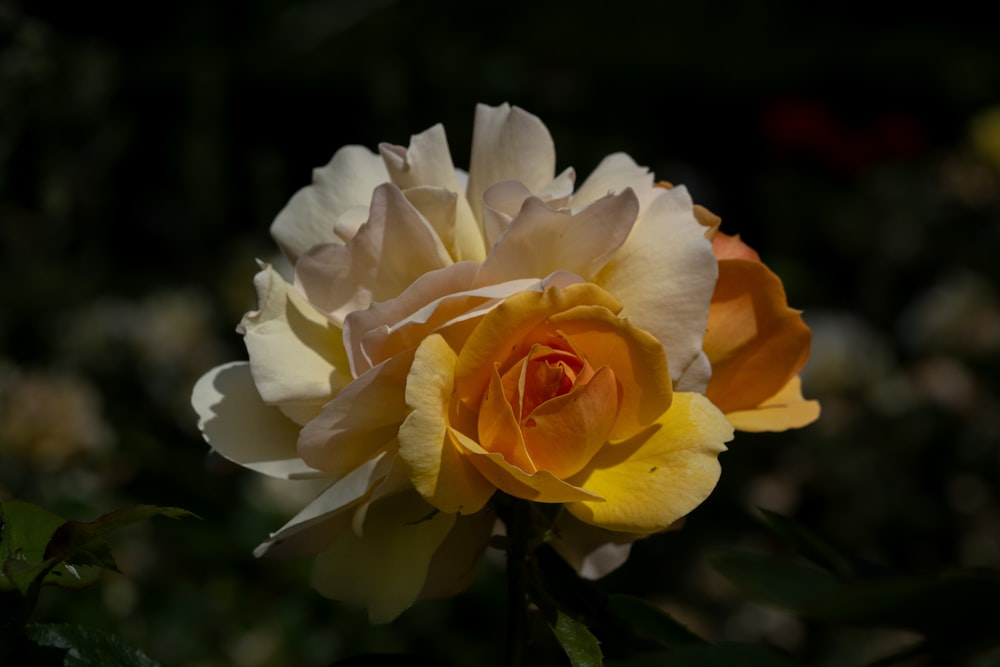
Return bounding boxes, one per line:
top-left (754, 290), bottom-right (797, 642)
top-left (310, 489), bottom-right (456, 624)
top-left (566, 392), bottom-right (732, 534)
top-left (421, 510), bottom-right (496, 598)
top-left (724, 376), bottom-right (821, 432)
top-left (398, 335), bottom-right (495, 514)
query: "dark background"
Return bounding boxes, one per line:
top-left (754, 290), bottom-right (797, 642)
top-left (3, 1), bottom-right (1000, 665)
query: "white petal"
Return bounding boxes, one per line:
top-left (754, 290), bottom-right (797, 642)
top-left (297, 354), bottom-right (412, 475)
top-left (551, 512), bottom-right (637, 580)
top-left (271, 145), bottom-right (388, 263)
top-left (191, 362), bottom-right (324, 479)
top-left (476, 190), bottom-right (639, 286)
top-left (295, 183), bottom-right (453, 324)
top-left (403, 186), bottom-right (485, 263)
top-left (466, 103), bottom-right (556, 227)
top-left (254, 453), bottom-right (392, 558)
top-left (571, 152), bottom-right (657, 211)
top-left (240, 264), bottom-right (351, 421)
top-left (379, 123), bottom-right (462, 193)
top-left (596, 185), bottom-right (717, 384)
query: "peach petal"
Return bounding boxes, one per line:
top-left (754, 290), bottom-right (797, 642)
top-left (520, 365), bottom-right (619, 479)
top-left (544, 305), bottom-right (672, 440)
top-left (704, 258), bottom-right (811, 414)
top-left (450, 427), bottom-right (600, 503)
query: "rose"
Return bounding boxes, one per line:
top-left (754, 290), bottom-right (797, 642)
top-left (399, 282), bottom-right (731, 534)
top-left (192, 103), bottom-right (815, 622)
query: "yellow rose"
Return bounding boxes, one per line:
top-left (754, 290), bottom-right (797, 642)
top-left (192, 103), bottom-right (813, 622)
top-left (399, 282), bottom-right (731, 535)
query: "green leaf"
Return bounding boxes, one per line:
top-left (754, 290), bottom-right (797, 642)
top-left (0, 499), bottom-right (95, 596)
top-left (43, 505), bottom-right (195, 565)
top-left (756, 509), bottom-right (855, 578)
top-left (605, 594), bottom-right (705, 648)
top-left (25, 623), bottom-right (162, 667)
top-left (551, 610), bottom-right (603, 667)
top-left (710, 551), bottom-right (842, 612)
top-left (610, 642), bottom-right (797, 667)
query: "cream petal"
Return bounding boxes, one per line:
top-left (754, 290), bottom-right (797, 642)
top-left (551, 512), bottom-right (637, 580)
top-left (420, 510), bottom-right (495, 598)
top-left (466, 103), bottom-right (556, 228)
top-left (239, 264), bottom-right (352, 422)
top-left (379, 123), bottom-right (463, 193)
top-left (595, 186), bottom-right (717, 386)
top-left (295, 183), bottom-right (453, 324)
top-left (481, 180), bottom-right (531, 250)
top-left (192, 362), bottom-right (324, 479)
top-left (310, 489), bottom-right (457, 623)
top-left (674, 350), bottom-right (712, 394)
top-left (270, 145), bottom-right (388, 263)
top-left (298, 353), bottom-right (413, 476)
top-left (253, 453), bottom-right (392, 558)
top-left (403, 186), bottom-right (485, 263)
top-left (476, 190), bottom-right (639, 286)
top-left (571, 152), bottom-right (657, 211)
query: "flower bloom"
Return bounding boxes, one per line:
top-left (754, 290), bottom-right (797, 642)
top-left (192, 104), bottom-right (816, 621)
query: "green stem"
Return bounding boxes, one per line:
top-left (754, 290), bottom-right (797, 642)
top-left (501, 496), bottom-right (532, 667)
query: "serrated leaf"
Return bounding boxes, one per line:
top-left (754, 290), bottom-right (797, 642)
top-left (551, 610), bottom-right (603, 667)
top-left (1, 499), bottom-right (74, 595)
top-left (25, 623), bottom-right (162, 667)
top-left (710, 551), bottom-right (842, 611)
top-left (43, 505), bottom-right (194, 565)
top-left (605, 594), bottom-right (705, 648)
top-left (757, 509), bottom-right (855, 578)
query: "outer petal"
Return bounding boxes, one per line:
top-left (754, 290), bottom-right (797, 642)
top-left (192, 362), bottom-right (324, 479)
top-left (398, 334), bottom-right (496, 514)
top-left (253, 454), bottom-right (392, 558)
top-left (703, 258), bottom-right (812, 414)
top-left (475, 191), bottom-right (639, 286)
top-left (420, 508), bottom-right (496, 598)
top-left (595, 186), bottom-right (717, 390)
top-left (310, 489), bottom-right (457, 624)
top-left (240, 264), bottom-right (352, 424)
top-left (570, 152), bottom-right (658, 212)
top-left (551, 512), bottom-right (638, 580)
top-left (294, 183), bottom-right (453, 324)
top-left (466, 103), bottom-right (556, 229)
top-left (566, 392), bottom-right (732, 534)
top-left (270, 145), bottom-right (388, 263)
top-left (298, 353), bottom-right (412, 476)
top-left (379, 123), bottom-right (463, 192)
top-left (725, 376), bottom-right (820, 432)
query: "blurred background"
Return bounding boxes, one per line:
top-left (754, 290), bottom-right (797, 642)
top-left (2, 1), bottom-right (999, 665)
